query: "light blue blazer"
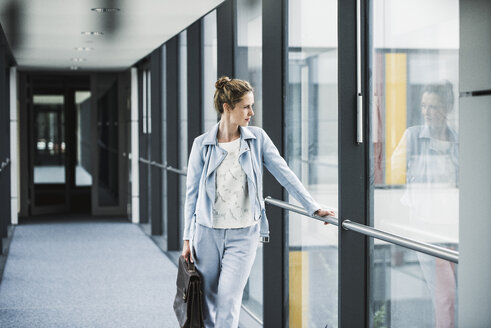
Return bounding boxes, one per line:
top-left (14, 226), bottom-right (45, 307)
top-left (183, 122), bottom-right (321, 241)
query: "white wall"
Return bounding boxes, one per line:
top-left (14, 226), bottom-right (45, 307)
top-left (458, 0), bottom-right (491, 323)
top-left (458, 95), bottom-right (491, 326)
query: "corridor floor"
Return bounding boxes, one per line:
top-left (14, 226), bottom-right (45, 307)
top-left (0, 220), bottom-right (178, 328)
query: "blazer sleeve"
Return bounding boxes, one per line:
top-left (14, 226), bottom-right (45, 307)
top-left (183, 138), bottom-right (204, 240)
top-left (260, 130), bottom-right (321, 216)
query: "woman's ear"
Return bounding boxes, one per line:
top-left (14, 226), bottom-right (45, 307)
top-left (223, 102), bottom-right (232, 112)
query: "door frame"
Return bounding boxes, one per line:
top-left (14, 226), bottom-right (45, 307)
top-left (28, 85), bottom-right (71, 215)
top-left (19, 72), bottom-right (91, 217)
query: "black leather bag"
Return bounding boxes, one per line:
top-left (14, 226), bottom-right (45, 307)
top-left (173, 255), bottom-right (204, 328)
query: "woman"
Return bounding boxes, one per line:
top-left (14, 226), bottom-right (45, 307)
top-left (391, 81), bottom-right (458, 328)
top-left (391, 81), bottom-right (458, 185)
top-left (181, 76), bottom-right (334, 328)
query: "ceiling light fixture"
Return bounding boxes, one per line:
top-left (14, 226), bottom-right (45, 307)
top-left (81, 31), bottom-right (104, 36)
top-left (75, 47), bottom-right (94, 51)
top-left (91, 8), bottom-right (120, 13)
top-left (70, 66), bottom-right (79, 70)
top-left (71, 58), bottom-right (86, 62)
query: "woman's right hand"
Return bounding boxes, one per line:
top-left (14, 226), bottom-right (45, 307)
top-left (182, 240), bottom-right (193, 263)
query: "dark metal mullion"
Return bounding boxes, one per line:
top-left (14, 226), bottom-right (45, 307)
top-left (150, 47), bottom-right (163, 235)
top-left (18, 72), bottom-right (29, 217)
top-left (262, 0), bottom-right (288, 326)
top-left (118, 71), bottom-right (130, 217)
top-left (0, 51), bottom-right (3, 238)
top-left (138, 68), bottom-right (149, 224)
top-left (27, 73), bottom-right (36, 214)
top-left (0, 47), bottom-right (9, 240)
top-left (28, 74), bottom-right (48, 215)
top-left (187, 20), bottom-right (203, 152)
top-left (338, 0), bottom-right (369, 327)
top-left (166, 36), bottom-right (180, 251)
top-left (146, 70), bottom-right (152, 226)
top-left (65, 86), bottom-right (75, 211)
top-left (90, 73), bottom-right (99, 215)
top-left (217, 0), bottom-right (234, 78)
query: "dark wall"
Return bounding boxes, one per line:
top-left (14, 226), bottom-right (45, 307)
top-left (0, 24), bottom-right (14, 246)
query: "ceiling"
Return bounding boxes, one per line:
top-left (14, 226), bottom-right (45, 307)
top-left (0, 0), bottom-right (224, 71)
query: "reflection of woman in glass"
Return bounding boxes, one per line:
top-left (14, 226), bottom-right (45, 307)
top-left (391, 81), bottom-right (458, 328)
top-left (181, 77), bottom-right (334, 328)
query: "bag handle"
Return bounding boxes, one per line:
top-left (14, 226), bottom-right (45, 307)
top-left (187, 260), bottom-right (196, 273)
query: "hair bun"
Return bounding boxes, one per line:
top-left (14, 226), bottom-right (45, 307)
top-left (215, 76), bottom-right (231, 90)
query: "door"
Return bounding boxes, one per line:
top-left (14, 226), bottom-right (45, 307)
top-left (91, 73), bottom-right (129, 216)
top-left (26, 74), bottom-right (92, 216)
top-left (30, 93), bottom-right (70, 215)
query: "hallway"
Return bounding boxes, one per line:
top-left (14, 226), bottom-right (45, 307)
top-left (0, 220), bottom-right (177, 328)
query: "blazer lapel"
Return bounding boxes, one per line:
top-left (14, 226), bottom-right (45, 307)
top-left (239, 139), bottom-right (256, 190)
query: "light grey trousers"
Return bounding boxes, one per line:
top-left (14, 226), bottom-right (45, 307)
top-left (192, 222), bottom-right (260, 328)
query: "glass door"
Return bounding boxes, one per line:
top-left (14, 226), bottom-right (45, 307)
top-left (92, 76), bottom-right (121, 215)
top-left (91, 73), bottom-right (128, 216)
top-left (75, 91), bottom-right (92, 187)
top-left (30, 94), bottom-right (69, 214)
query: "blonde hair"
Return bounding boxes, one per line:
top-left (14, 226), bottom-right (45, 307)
top-left (213, 76), bottom-right (254, 114)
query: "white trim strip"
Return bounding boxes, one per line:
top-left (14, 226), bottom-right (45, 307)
top-left (131, 67), bottom-right (140, 224)
top-left (10, 67), bottom-right (18, 225)
top-left (147, 70), bottom-right (152, 134)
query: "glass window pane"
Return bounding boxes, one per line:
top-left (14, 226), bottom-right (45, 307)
top-left (372, 243), bottom-right (458, 328)
top-left (97, 81), bottom-right (119, 206)
top-left (179, 31), bottom-right (188, 250)
top-left (235, 0), bottom-right (262, 127)
top-left (287, 0), bottom-right (338, 327)
top-left (75, 91), bottom-right (92, 186)
top-left (235, 0), bottom-right (264, 322)
top-left (33, 95), bottom-right (66, 185)
top-left (202, 10), bottom-right (218, 132)
top-left (369, 1), bottom-right (459, 326)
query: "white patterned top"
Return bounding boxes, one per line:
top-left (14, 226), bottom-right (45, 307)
top-left (212, 138), bottom-right (255, 229)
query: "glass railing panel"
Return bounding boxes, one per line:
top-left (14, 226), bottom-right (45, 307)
top-left (371, 243), bottom-right (458, 328)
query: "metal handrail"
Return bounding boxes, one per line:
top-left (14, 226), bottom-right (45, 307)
top-left (264, 196), bottom-right (339, 226)
top-left (138, 157), bottom-right (151, 164)
top-left (0, 158), bottom-right (10, 173)
top-left (138, 158), bottom-right (187, 176)
top-left (151, 161), bottom-right (167, 170)
top-left (166, 165), bottom-right (187, 176)
top-left (264, 196), bottom-right (459, 264)
top-left (134, 158), bottom-right (459, 263)
top-left (342, 220), bottom-right (459, 263)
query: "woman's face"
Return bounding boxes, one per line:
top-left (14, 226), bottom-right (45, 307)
top-left (421, 92), bottom-right (447, 127)
top-left (226, 92), bottom-right (255, 126)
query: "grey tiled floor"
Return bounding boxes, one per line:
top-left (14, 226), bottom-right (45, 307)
top-left (0, 221), bottom-right (178, 328)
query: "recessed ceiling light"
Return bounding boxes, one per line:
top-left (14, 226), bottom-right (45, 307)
top-left (70, 66), bottom-right (79, 70)
top-left (91, 8), bottom-right (120, 13)
top-left (71, 58), bottom-right (86, 62)
top-left (81, 31), bottom-right (104, 36)
top-left (75, 47), bottom-right (94, 51)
